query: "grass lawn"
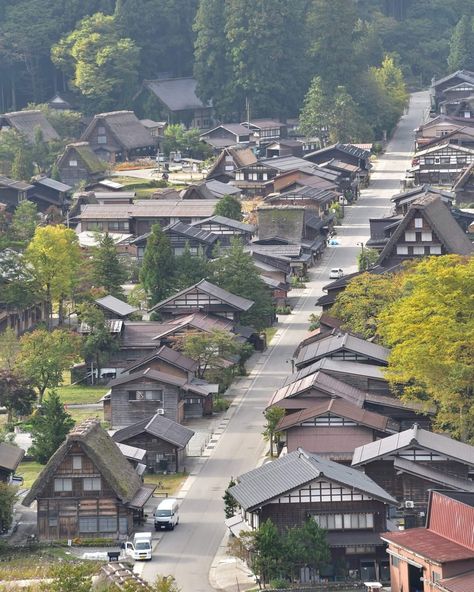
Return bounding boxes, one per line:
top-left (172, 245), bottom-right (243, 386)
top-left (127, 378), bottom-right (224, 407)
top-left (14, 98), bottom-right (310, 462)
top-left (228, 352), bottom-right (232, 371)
top-left (67, 407), bottom-right (104, 424)
top-left (144, 473), bottom-right (187, 497)
top-left (55, 385), bottom-right (108, 406)
top-left (264, 326), bottom-right (278, 344)
top-left (16, 461), bottom-right (44, 489)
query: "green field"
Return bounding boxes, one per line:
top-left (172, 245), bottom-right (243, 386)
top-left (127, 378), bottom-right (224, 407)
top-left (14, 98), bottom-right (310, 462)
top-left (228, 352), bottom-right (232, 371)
top-left (16, 461), bottom-right (43, 489)
top-left (55, 385), bottom-right (108, 405)
top-left (145, 472), bottom-right (187, 497)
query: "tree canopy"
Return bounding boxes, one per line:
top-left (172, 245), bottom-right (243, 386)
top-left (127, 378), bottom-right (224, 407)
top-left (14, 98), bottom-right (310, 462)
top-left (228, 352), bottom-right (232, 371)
top-left (213, 195), bottom-right (242, 222)
top-left (90, 232), bottom-right (127, 298)
top-left (139, 224), bottom-right (175, 306)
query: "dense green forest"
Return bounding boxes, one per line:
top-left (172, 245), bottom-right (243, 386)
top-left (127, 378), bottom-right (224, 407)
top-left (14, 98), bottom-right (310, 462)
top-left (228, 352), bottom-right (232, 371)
top-left (0, 0), bottom-right (473, 132)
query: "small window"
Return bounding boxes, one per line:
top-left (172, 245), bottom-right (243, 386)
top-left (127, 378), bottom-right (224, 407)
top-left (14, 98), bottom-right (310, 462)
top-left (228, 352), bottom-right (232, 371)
top-left (79, 517), bottom-right (97, 533)
top-left (83, 477), bottom-right (101, 491)
top-left (457, 157), bottom-right (467, 165)
top-left (413, 246), bottom-right (425, 255)
top-left (48, 515), bottom-right (58, 527)
top-left (404, 231), bottom-right (416, 242)
top-left (129, 389), bottom-right (162, 401)
top-left (99, 516), bottom-right (117, 532)
top-left (414, 217), bottom-right (423, 228)
top-left (396, 245), bottom-right (408, 255)
top-left (72, 456), bottom-right (82, 470)
top-left (69, 160), bottom-right (78, 167)
top-left (98, 126), bottom-right (106, 134)
top-left (440, 157), bottom-right (450, 164)
top-left (54, 478), bottom-right (72, 492)
top-left (421, 231), bottom-right (432, 242)
top-left (430, 245), bottom-right (442, 254)
top-left (425, 157), bottom-right (434, 165)
top-left (98, 135), bottom-right (107, 144)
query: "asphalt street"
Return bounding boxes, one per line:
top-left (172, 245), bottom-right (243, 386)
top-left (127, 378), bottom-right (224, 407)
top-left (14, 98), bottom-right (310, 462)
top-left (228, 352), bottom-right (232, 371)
top-left (138, 91), bottom-right (430, 591)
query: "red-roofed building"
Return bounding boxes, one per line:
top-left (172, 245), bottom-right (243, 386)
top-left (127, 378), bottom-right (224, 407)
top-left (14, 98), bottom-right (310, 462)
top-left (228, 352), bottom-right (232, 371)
top-left (381, 490), bottom-right (474, 592)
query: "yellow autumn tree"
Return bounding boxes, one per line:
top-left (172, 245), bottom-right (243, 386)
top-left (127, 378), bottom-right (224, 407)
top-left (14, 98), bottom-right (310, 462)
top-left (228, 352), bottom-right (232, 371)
top-left (377, 255), bottom-right (474, 441)
top-left (26, 225), bottom-right (82, 328)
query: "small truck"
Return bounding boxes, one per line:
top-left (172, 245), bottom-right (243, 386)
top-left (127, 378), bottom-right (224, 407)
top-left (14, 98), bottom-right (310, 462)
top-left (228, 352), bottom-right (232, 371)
top-left (124, 532), bottom-right (153, 561)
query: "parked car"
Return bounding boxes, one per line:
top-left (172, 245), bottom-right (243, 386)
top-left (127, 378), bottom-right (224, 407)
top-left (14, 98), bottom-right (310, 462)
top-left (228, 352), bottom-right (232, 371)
top-left (154, 498), bottom-right (179, 530)
top-left (329, 268), bottom-right (344, 279)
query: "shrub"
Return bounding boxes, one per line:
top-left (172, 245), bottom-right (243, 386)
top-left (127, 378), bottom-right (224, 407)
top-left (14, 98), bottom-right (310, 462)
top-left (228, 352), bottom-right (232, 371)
top-left (276, 305), bottom-right (291, 315)
top-left (269, 578), bottom-right (289, 589)
top-left (213, 397), bottom-right (231, 412)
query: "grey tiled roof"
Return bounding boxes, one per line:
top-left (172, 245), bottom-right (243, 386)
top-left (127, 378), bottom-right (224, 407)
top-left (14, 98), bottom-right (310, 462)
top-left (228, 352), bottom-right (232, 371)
top-left (191, 214), bottom-right (254, 233)
top-left (352, 425), bottom-right (474, 467)
top-left (113, 413), bottom-right (194, 448)
top-left (144, 78), bottom-right (209, 111)
top-left (0, 442), bottom-right (24, 472)
top-left (95, 295), bottom-right (138, 317)
top-left (163, 221), bottom-right (217, 244)
top-left (228, 449), bottom-right (397, 511)
top-left (282, 358), bottom-right (385, 387)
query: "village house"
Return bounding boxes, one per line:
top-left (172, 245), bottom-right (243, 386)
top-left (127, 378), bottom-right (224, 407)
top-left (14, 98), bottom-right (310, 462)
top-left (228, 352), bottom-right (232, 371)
top-left (240, 119), bottom-right (287, 146)
top-left (56, 142), bottom-right (108, 188)
top-left (376, 194), bottom-right (473, 267)
top-left (382, 490), bottom-right (474, 592)
top-left (80, 111), bottom-right (156, 162)
top-left (206, 147), bottom-right (257, 183)
top-left (411, 142), bottom-right (474, 185)
top-left (190, 216), bottom-right (255, 246)
top-left (30, 177), bottom-right (72, 213)
top-left (304, 143), bottom-right (372, 186)
top-left (452, 160), bottom-right (474, 204)
top-left (276, 398), bottom-right (399, 459)
top-left (265, 185), bottom-right (338, 220)
top-left (227, 449), bottom-right (397, 583)
top-left (430, 70), bottom-right (474, 112)
top-left (414, 115), bottom-right (474, 150)
top-left (0, 442), bottom-right (24, 483)
top-left (390, 185), bottom-right (454, 215)
top-left (94, 295), bottom-right (139, 320)
top-left (203, 179), bottom-right (242, 199)
top-left (200, 124), bottom-right (253, 151)
top-left (141, 77), bottom-right (213, 129)
top-left (149, 279), bottom-right (254, 323)
top-left (162, 221), bottom-right (218, 258)
top-left (352, 425), bottom-right (474, 528)
top-left (0, 110), bottom-right (60, 143)
top-left (22, 419), bottom-right (156, 540)
top-left (417, 125), bottom-right (474, 153)
top-left (139, 119), bottom-right (167, 138)
top-left (265, 139), bottom-right (304, 158)
top-left (112, 413), bottom-right (194, 474)
top-left (0, 176), bottom-right (35, 210)
top-left (107, 367), bottom-right (214, 428)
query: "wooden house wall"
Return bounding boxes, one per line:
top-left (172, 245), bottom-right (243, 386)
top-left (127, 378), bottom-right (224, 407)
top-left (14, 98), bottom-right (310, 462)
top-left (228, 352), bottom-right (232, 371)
top-left (416, 145), bottom-right (474, 185)
top-left (119, 432), bottom-right (184, 473)
top-left (130, 359), bottom-right (190, 381)
top-left (36, 441), bottom-right (132, 540)
top-left (286, 424), bottom-right (376, 455)
top-left (157, 288), bottom-right (239, 321)
top-left (59, 149), bottom-right (96, 187)
top-left (110, 377), bottom-right (181, 427)
top-left (165, 231), bottom-right (213, 256)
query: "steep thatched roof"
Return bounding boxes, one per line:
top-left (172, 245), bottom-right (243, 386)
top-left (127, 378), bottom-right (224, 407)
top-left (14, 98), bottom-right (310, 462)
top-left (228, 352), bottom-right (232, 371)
top-left (82, 111), bottom-right (155, 150)
top-left (23, 419), bottom-right (143, 506)
top-left (0, 110), bottom-right (59, 143)
top-left (58, 142), bottom-right (108, 175)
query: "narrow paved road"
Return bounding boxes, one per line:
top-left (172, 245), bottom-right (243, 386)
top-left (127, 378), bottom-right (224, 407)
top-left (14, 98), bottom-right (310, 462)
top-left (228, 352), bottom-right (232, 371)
top-left (139, 92), bottom-right (429, 591)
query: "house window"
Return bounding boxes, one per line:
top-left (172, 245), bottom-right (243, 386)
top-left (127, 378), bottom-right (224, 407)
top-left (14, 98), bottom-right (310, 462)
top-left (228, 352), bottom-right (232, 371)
top-left (79, 517), bottom-right (98, 533)
top-left (391, 555), bottom-right (400, 567)
top-left (464, 111), bottom-right (471, 118)
top-left (404, 231), bottom-right (416, 241)
top-left (108, 221), bottom-right (130, 232)
top-left (457, 157), bottom-right (467, 165)
top-left (425, 157), bottom-right (434, 165)
top-left (413, 246), bottom-right (425, 255)
top-left (128, 390), bottom-right (163, 402)
top-left (440, 157), bottom-right (450, 164)
top-left (83, 477), bottom-right (101, 491)
top-left (98, 135), bottom-right (107, 144)
top-left (98, 126), bottom-right (106, 134)
top-left (72, 456), bottom-right (82, 470)
top-left (421, 231), bottom-right (432, 241)
top-left (54, 478), bottom-right (72, 492)
top-left (313, 513), bottom-right (374, 530)
top-left (119, 517), bottom-right (128, 533)
top-left (99, 516), bottom-right (117, 532)
top-left (414, 217), bottom-right (423, 228)
top-left (430, 245), bottom-right (442, 254)
top-left (69, 160), bottom-right (78, 167)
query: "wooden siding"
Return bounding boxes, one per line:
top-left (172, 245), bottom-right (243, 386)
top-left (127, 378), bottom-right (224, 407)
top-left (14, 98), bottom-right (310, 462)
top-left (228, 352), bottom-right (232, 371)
top-left (118, 432), bottom-right (184, 473)
top-left (286, 425), bottom-right (376, 455)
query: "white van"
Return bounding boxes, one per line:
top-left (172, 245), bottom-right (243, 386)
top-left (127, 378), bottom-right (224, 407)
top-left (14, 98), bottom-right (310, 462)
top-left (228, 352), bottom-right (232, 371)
top-left (124, 532), bottom-right (153, 561)
top-left (154, 498), bottom-right (179, 530)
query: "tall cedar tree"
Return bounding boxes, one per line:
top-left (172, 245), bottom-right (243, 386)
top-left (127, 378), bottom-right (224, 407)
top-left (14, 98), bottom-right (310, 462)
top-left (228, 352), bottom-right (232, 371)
top-left (139, 224), bottom-right (175, 306)
top-left (11, 145), bottom-right (33, 181)
top-left (213, 195), bottom-right (243, 221)
top-left (9, 200), bottom-right (38, 245)
top-left (77, 302), bottom-right (118, 378)
top-left (173, 244), bottom-right (210, 291)
top-left (448, 15), bottom-right (474, 71)
top-left (30, 390), bottom-right (75, 464)
top-left (211, 239), bottom-right (273, 330)
top-left (90, 232), bottom-right (127, 298)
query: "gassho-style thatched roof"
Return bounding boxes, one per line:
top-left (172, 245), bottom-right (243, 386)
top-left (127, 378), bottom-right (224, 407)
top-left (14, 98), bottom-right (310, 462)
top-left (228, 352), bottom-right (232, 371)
top-left (23, 419), bottom-right (146, 507)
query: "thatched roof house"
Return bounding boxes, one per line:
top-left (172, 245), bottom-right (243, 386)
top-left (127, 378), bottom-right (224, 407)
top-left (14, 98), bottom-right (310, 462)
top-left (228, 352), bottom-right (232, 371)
top-left (0, 110), bottom-right (60, 143)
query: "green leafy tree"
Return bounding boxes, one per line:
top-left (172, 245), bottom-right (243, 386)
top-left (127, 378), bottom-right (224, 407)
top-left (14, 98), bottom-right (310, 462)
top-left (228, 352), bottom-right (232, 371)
top-left (162, 124), bottom-right (211, 160)
top-left (90, 232), bottom-right (127, 298)
top-left (331, 272), bottom-right (404, 340)
top-left (51, 13), bottom-right (140, 112)
top-left (78, 302), bottom-right (118, 380)
top-left (262, 406), bottom-right (285, 457)
top-left (173, 244), bottom-right (210, 291)
top-left (211, 239), bottom-right (273, 330)
top-left (242, 519), bottom-right (285, 584)
top-left (182, 329), bottom-right (243, 379)
top-left (371, 55), bottom-right (408, 132)
top-left (0, 248), bottom-right (40, 313)
top-left (284, 518), bottom-right (330, 581)
top-left (9, 200), bottom-right (38, 244)
top-left (213, 195), bottom-right (242, 221)
top-left (32, 126), bottom-right (49, 173)
top-left (41, 561), bottom-right (94, 592)
top-left (11, 145), bottom-right (33, 181)
top-left (0, 482), bottom-right (17, 533)
top-left (329, 86), bottom-right (372, 143)
top-left (18, 328), bottom-right (81, 404)
top-left (0, 328), bottom-right (20, 372)
top-left (377, 255), bottom-right (474, 442)
top-left (357, 247), bottom-right (379, 271)
top-left (26, 224), bottom-right (82, 327)
top-left (299, 76), bottom-right (331, 143)
top-left (30, 390), bottom-right (75, 464)
top-left (0, 369), bottom-right (37, 423)
top-left (223, 477), bottom-right (238, 519)
top-left (448, 15), bottom-right (474, 71)
top-left (139, 224), bottom-right (175, 306)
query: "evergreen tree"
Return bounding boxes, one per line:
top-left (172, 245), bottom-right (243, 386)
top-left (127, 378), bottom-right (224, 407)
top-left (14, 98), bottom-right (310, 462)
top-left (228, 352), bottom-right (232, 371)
top-left (173, 244), bottom-right (210, 291)
top-left (211, 238), bottom-right (273, 330)
top-left (11, 146), bottom-right (33, 181)
top-left (32, 126), bottom-right (49, 173)
top-left (10, 200), bottom-right (38, 244)
top-left (139, 224), bottom-right (175, 306)
top-left (90, 232), bottom-right (127, 298)
top-left (214, 195), bottom-right (242, 221)
top-left (299, 76), bottom-right (331, 143)
top-left (223, 477), bottom-right (238, 519)
top-left (78, 302), bottom-right (118, 379)
top-left (0, 483), bottom-right (17, 533)
top-left (329, 86), bottom-right (372, 143)
top-left (448, 15), bottom-right (474, 72)
top-left (30, 390), bottom-right (75, 464)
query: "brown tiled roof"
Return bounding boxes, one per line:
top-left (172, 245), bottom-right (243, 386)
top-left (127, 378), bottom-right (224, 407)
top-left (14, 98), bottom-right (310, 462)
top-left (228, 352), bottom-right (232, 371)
top-left (381, 528), bottom-right (474, 563)
top-left (438, 571), bottom-right (474, 592)
top-left (277, 398), bottom-right (398, 433)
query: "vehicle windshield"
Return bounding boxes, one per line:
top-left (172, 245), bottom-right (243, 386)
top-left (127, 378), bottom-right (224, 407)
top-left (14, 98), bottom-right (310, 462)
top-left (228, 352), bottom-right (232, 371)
top-left (135, 542), bottom-right (150, 550)
top-left (156, 510), bottom-right (171, 517)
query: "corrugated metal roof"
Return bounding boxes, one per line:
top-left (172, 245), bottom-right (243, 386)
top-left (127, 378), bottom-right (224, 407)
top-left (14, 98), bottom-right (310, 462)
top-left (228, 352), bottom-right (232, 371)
top-left (282, 358), bottom-right (385, 386)
top-left (352, 425), bottom-right (474, 467)
top-left (164, 221), bottom-right (217, 244)
top-left (191, 214), bottom-right (254, 233)
top-left (382, 528), bottom-right (474, 563)
top-left (129, 483), bottom-right (156, 509)
top-left (95, 295), bottom-right (138, 317)
top-left (116, 442), bottom-right (147, 462)
top-left (438, 570), bottom-right (474, 592)
top-left (113, 413), bottom-right (194, 448)
top-left (229, 449), bottom-right (397, 511)
top-left (35, 177), bottom-right (72, 192)
top-left (393, 457), bottom-right (474, 491)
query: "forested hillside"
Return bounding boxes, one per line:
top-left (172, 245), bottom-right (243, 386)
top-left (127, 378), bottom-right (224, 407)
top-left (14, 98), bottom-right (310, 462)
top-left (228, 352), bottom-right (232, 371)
top-left (0, 0), bottom-right (473, 133)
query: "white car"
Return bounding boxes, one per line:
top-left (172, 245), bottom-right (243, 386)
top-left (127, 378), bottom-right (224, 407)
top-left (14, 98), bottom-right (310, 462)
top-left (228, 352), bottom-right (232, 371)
top-left (329, 268), bottom-right (344, 279)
